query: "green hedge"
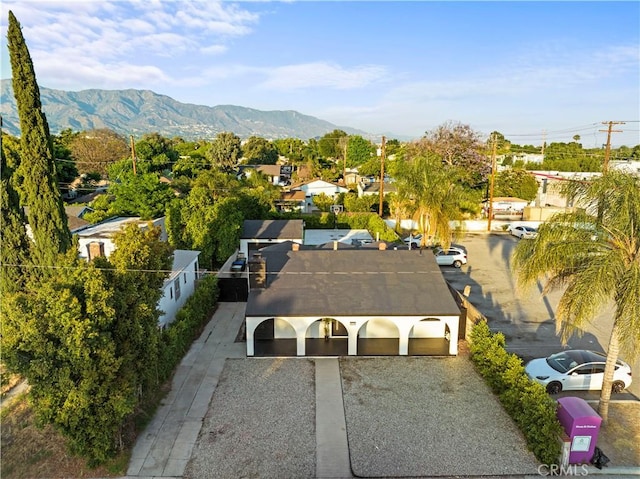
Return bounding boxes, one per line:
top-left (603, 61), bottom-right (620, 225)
top-left (158, 274), bottom-right (219, 381)
top-left (469, 320), bottom-right (563, 464)
top-left (279, 212), bottom-right (399, 242)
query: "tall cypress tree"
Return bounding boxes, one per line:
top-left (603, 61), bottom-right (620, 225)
top-left (0, 129), bottom-right (31, 293)
top-left (7, 11), bottom-right (71, 266)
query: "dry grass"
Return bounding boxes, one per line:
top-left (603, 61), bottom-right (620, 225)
top-left (596, 401), bottom-right (640, 467)
top-left (0, 394), bottom-right (128, 479)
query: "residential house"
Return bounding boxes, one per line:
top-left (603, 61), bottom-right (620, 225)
top-left (357, 180), bottom-right (397, 198)
top-left (285, 179), bottom-right (349, 213)
top-left (238, 164), bottom-right (292, 186)
top-left (239, 219), bottom-right (304, 259)
top-left (245, 241), bottom-right (462, 357)
top-left (73, 216), bottom-right (199, 327)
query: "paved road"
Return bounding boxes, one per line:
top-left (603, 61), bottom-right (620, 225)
top-left (443, 232), bottom-right (640, 399)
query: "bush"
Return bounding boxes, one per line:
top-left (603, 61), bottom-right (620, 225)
top-left (470, 320), bottom-right (563, 464)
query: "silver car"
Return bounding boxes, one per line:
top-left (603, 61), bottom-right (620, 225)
top-left (511, 225), bottom-right (538, 239)
top-left (433, 246), bottom-right (467, 268)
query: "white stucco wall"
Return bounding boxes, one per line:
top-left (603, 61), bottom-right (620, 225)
top-left (246, 314), bottom-right (459, 356)
top-left (158, 250), bottom-right (200, 328)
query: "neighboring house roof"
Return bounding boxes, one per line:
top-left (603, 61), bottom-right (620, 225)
top-left (279, 191), bottom-right (306, 201)
top-left (164, 250), bottom-right (201, 286)
top-left (289, 179), bottom-right (348, 192)
top-left (241, 219), bottom-right (304, 240)
top-left (74, 216), bottom-right (166, 239)
top-left (360, 182), bottom-right (397, 194)
top-left (246, 248), bottom-right (460, 318)
top-left (486, 197), bottom-right (529, 203)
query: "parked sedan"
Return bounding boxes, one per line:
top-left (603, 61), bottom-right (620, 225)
top-left (433, 246), bottom-right (467, 268)
top-left (525, 350), bottom-right (633, 394)
top-left (511, 225), bottom-right (538, 239)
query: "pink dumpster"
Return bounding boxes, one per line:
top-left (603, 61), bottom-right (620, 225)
top-left (556, 397), bottom-right (602, 464)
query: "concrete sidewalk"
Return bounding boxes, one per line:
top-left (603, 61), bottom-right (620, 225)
top-left (126, 302), bottom-right (247, 478)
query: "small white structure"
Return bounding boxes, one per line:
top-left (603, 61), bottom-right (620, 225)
top-left (74, 216), bottom-right (167, 260)
top-left (287, 179), bottom-right (349, 213)
top-left (158, 250), bottom-right (201, 328)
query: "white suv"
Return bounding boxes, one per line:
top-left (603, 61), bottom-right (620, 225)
top-left (433, 246), bottom-right (467, 268)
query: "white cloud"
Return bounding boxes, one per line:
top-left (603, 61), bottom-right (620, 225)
top-left (259, 62), bottom-right (389, 90)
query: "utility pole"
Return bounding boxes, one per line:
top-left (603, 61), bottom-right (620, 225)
top-left (342, 138), bottom-right (348, 185)
top-left (487, 133), bottom-right (497, 233)
top-left (599, 121), bottom-right (624, 173)
top-left (541, 130), bottom-right (546, 157)
top-left (130, 135), bottom-right (137, 176)
top-left (378, 136), bottom-right (386, 217)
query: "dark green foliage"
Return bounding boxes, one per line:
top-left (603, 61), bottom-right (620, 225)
top-left (206, 132), bottom-right (241, 170)
top-left (242, 136), bottom-right (278, 165)
top-left (470, 320), bottom-right (563, 464)
top-left (1, 251), bottom-right (133, 465)
top-left (7, 11), bottom-right (71, 265)
top-left (346, 135), bottom-right (375, 168)
top-left (84, 172), bottom-right (175, 222)
top-left (0, 144), bottom-right (31, 293)
top-left (494, 169), bottom-right (539, 202)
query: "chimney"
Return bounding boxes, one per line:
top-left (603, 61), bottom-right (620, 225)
top-left (292, 242), bottom-right (300, 251)
top-left (333, 240), bottom-right (338, 250)
top-left (248, 252), bottom-right (267, 289)
top-left (378, 242), bottom-right (387, 250)
top-left (87, 241), bottom-right (105, 260)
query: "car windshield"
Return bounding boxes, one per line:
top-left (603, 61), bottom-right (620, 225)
top-left (546, 352), bottom-right (580, 373)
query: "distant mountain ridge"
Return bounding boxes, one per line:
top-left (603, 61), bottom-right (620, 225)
top-left (0, 79), bottom-right (377, 141)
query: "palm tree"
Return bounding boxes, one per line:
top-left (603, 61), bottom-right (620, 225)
top-left (395, 152), bottom-right (463, 250)
top-left (512, 171), bottom-right (640, 422)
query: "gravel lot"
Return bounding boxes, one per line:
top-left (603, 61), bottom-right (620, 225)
top-left (184, 358), bottom-right (316, 479)
top-left (341, 356), bottom-right (539, 477)
top-left (185, 355), bottom-right (540, 478)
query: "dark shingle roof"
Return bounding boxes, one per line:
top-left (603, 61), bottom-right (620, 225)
top-left (241, 220), bottom-right (304, 240)
top-left (246, 248), bottom-right (460, 318)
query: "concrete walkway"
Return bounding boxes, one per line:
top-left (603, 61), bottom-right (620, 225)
top-left (126, 302), bottom-right (246, 478)
top-left (124, 303), bottom-right (354, 479)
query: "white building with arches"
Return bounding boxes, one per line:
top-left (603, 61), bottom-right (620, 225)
top-left (245, 242), bottom-right (462, 357)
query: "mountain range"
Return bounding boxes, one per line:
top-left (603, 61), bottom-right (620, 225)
top-left (0, 79), bottom-right (391, 142)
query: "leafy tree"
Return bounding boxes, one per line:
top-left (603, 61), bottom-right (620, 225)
top-left (273, 138), bottom-right (305, 163)
top-left (488, 131), bottom-right (512, 155)
top-left (346, 135), bottom-right (375, 168)
top-left (512, 171), bottom-right (640, 422)
top-left (494, 169), bottom-right (539, 202)
top-left (312, 192), bottom-right (334, 212)
top-left (318, 129), bottom-right (347, 159)
top-left (85, 172), bottom-right (175, 222)
top-left (101, 223), bottom-right (173, 397)
top-left (384, 138), bottom-right (402, 157)
top-left (395, 151), bottom-right (464, 249)
top-left (343, 192), bottom-right (377, 213)
top-left (70, 128), bottom-right (130, 177)
top-left (134, 132), bottom-right (178, 173)
top-left (7, 10), bottom-right (71, 265)
top-left (421, 121), bottom-right (489, 187)
top-left (206, 132), bottom-right (241, 171)
top-left (52, 131), bottom-right (79, 185)
top-left (357, 157), bottom-right (382, 178)
top-left (0, 143), bottom-right (31, 293)
top-left (242, 136), bottom-right (278, 165)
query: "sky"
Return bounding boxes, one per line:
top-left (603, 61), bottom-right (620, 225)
top-left (1, 1), bottom-right (639, 147)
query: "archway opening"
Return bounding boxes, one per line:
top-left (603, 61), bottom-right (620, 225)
top-left (305, 318), bottom-right (348, 356)
top-left (408, 318), bottom-right (450, 356)
top-left (253, 318), bottom-right (297, 356)
top-left (357, 318), bottom-right (399, 356)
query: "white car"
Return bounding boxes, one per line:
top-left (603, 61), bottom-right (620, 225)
top-left (511, 225), bottom-right (538, 239)
top-left (525, 350), bottom-right (633, 394)
top-left (433, 246), bottom-right (467, 268)
top-left (403, 233), bottom-right (430, 249)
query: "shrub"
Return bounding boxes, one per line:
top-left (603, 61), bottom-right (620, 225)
top-left (470, 320), bottom-right (563, 464)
